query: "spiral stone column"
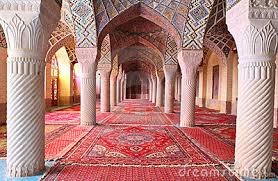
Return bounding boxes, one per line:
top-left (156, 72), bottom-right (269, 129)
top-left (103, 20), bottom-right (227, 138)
top-left (0, 2), bottom-right (60, 177)
top-left (151, 74), bottom-right (157, 104)
top-left (120, 71), bottom-right (125, 101)
top-left (99, 66), bottom-right (111, 112)
top-left (227, 4), bottom-right (278, 177)
top-left (110, 56), bottom-right (118, 107)
top-left (148, 78), bottom-right (152, 101)
top-left (76, 48), bottom-right (97, 126)
top-left (164, 65), bottom-right (177, 113)
top-left (178, 50), bottom-right (203, 127)
top-left (177, 73), bottom-right (182, 102)
top-left (175, 75), bottom-right (178, 100)
top-left (123, 74), bottom-right (127, 100)
top-left (110, 74), bottom-right (117, 107)
top-left (156, 71), bottom-right (164, 107)
top-left (117, 65), bottom-right (123, 104)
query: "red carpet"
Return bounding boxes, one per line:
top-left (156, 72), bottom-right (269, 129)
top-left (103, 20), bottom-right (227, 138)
top-left (165, 112), bottom-right (236, 126)
top-left (181, 127), bottom-right (235, 162)
top-left (45, 126), bottom-right (92, 160)
top-left (45, 112), bottom-right (80, 125)
top-left (60, 125), bottom-right (213, 166)
top-left (104, 112), bottom-right (173, 126)
top-left (123, 106), bottom-right (160, 113)
top-left (43, 164), bottom-right (237, 181)
top-left (58, 105), bottom-right (80, 112)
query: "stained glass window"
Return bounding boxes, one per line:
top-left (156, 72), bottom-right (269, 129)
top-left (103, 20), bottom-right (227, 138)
top-left (51, 57), bottom-right (59, 77)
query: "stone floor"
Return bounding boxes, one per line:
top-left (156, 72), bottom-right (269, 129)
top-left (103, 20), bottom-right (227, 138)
top-left (0, 99), bottom-right (277, 180)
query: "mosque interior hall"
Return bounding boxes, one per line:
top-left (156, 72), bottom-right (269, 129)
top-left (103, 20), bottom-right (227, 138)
top-left (0, 0), bottom-right (278, 180)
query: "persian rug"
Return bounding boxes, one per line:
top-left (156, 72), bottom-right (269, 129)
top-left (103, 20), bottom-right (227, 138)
top-left (60, 125), bottom-right (214, 166)
top-left (45, 126), bottom-right (92, 160)
top-left (103, 112), bottom-right (173, 126)
top-left (96, 112), bottom-right (113, 124)
top-left (123, 106), bottom-right (160, 113)
top-left (165, 112), bottom-right (236, 126)
top-left (42, 164), bottom-right (239, 181)
top-left (181, 127), bottom-right (235, 162)
top-left (204, 125), bottom-right (236, 146)
top-left (195, 113), bottom-right (236, 125)
top-left (164, 113), bottom-right (180, 125)
top-left (45, 112), bottom-right (80, 125)
top-left (45, 125), bottom-right (75, 145)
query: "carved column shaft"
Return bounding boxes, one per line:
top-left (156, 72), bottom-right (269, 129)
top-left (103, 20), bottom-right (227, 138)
top-left (116, 65), bottom-right (123, 104)
top-left (148, 78), bottom-right (152, 101)
top-left (164, 65), bottom-right (177, 113)
top-left (123, 74), bottom-right (127, 100)
top-left (175, 75), bottom-right (178, 100)
top-left (178, 50), bottom-right (203, 127)
top-left (110, 75), bottom-right (117, 106)
top-left (151, 74), bottom-right (157, 104)
top-left (120, 71), bottom-right (125, 102)
top-left (99, 68), bottom-right (111, 112)
top-left (229, 23), bottom-right (278, 179)
top-left (76, 48), bottom-right (97, 126)
top-left (156, 71), bottom-right (164, 107)
top-left (177, 73), bottom-right (182, 102)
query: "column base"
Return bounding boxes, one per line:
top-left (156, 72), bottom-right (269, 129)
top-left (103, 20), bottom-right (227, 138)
top-left (8, 161), bottom-right (44, 177)
top-left (180, 121), bottom-right (194, 128)
top-left (81, 122), bottom-right (96, 126)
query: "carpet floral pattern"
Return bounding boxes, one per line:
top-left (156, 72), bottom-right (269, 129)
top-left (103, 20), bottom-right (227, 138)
top-left (60, 125), bottom-right (213, 166)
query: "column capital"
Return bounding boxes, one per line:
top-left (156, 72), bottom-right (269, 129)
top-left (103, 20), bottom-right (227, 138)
top-left (227, 1), bottom-right (278, 61)
top-left (0, 1), bottom-right (60, 59)
top-left (76, 47), bottom-right (97, 77)
top-left (178, 49), bottom-right (203, 77)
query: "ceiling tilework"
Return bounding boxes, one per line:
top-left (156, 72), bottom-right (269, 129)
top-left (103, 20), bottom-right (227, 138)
top-left (182, 0), bottom-right (213, 49)
top-left (227, 0), bottom-right (241, 11)
top-left (61, 0), bottom-right (75, 34)
top-left (99, 34), bottom-right (112, 64)
top-left (49, 21), bottom-right (73, 46)
top-left (164, 35), bottom-right (178, 65)
top-left (112, 29), bottom-right (167, 51)
top-left (204, 0), bottom-right (235, 59)
top-left (68, 0), bottom-right (97, 47)
top-left (94, 0), bottom-right (190, 44)
top-left (65, 47), bottom-right (77, 64)
top-left (122, 60), bottom-right (155, 74)
top-left (119, 45), bottom-right (163, 71)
